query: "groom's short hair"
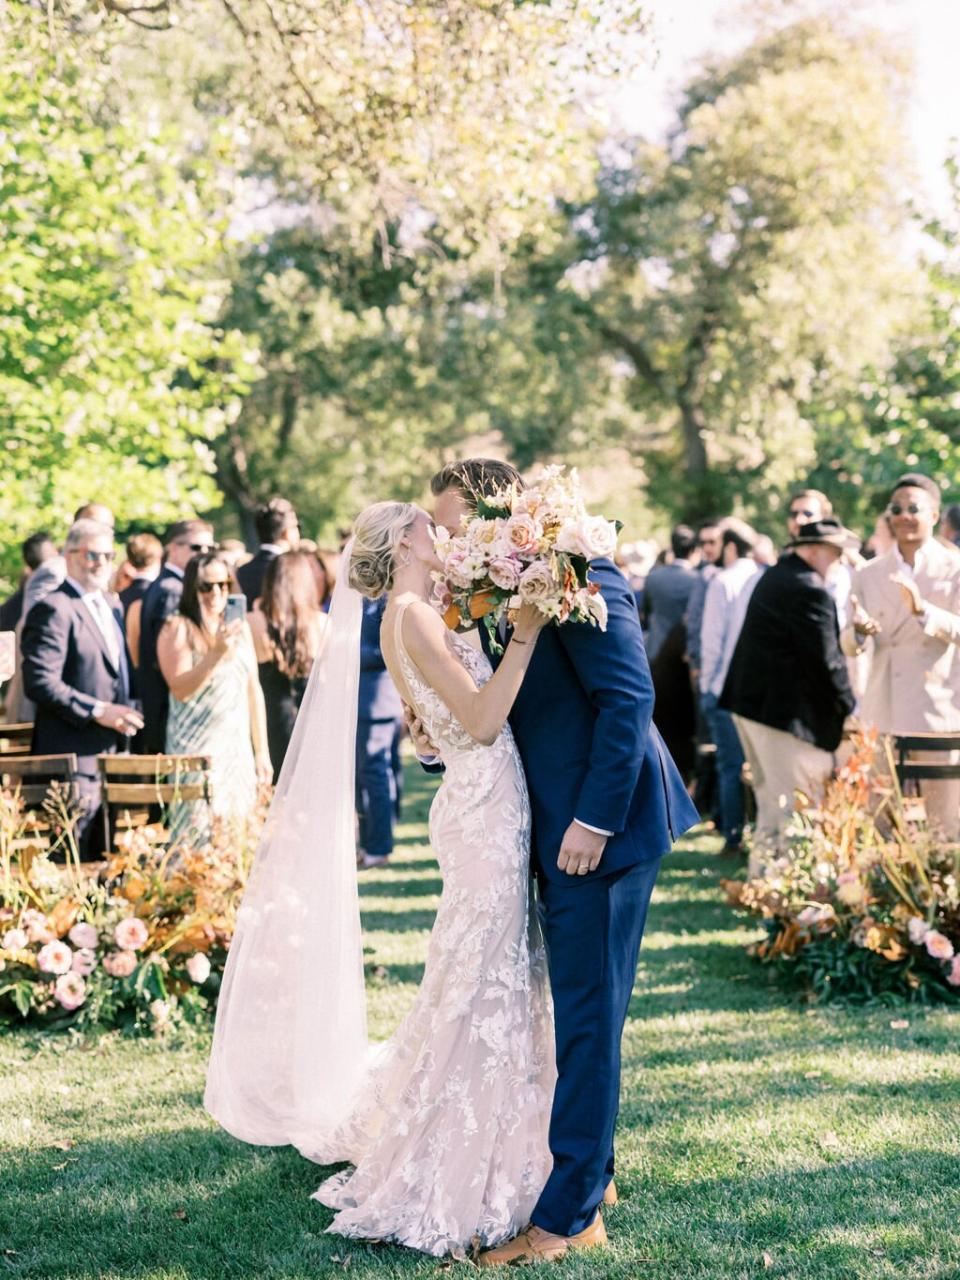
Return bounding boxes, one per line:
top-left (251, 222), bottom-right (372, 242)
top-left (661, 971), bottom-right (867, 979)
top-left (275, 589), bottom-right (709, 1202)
top-left (430, 459), bottom-right (522, 505)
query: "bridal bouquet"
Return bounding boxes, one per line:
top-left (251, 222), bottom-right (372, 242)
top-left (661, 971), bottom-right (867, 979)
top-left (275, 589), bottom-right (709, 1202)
top-left (432, 465), bottom-right (620, 651)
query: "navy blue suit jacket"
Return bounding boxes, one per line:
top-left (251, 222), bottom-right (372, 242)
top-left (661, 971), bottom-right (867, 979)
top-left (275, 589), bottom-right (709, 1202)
top-left (359, 597), bottom-right (403, 722)
top-left (484, 559), bottom-right (699, 885)
top-left (138, 565), bottom-right (184, 753)
top-left (21, 582), bottom-right (129, 772)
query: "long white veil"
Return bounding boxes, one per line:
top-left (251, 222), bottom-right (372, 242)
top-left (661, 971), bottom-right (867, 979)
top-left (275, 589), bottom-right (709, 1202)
top-left (204, 554), bottom-right (368, 1161)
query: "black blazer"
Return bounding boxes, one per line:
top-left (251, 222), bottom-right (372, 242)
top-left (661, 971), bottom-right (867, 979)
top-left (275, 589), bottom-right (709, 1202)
top-left (21, 582), bottom-right (129, 771)
top-left (138, 566), bottom-right (184, 753)
top-left (119, 575), bottom-right (151, 617)
top-left (0, 585), bottom-right (23, 632)
top-left (236, 548), bottom-right (280, 608)
top-left (720, 553), bottom-right (855, 752)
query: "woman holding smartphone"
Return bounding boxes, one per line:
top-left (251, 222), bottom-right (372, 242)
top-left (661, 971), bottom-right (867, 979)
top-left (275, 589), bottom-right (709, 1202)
top-left (157, 551), bottom-right (271, 843)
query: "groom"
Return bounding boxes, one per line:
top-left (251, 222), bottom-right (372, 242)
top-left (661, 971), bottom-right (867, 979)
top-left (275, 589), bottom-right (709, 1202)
top-left (425, 459), bottom-right (699, 1265)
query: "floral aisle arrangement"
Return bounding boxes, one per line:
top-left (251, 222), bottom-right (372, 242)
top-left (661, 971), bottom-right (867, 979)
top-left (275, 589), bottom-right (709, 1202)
top-left (431, 464), bottom-right (620, 651)
top-left (724, 732), bottom-right (960, 1004)
top-left (0, 785), bottom-right (266, 1033)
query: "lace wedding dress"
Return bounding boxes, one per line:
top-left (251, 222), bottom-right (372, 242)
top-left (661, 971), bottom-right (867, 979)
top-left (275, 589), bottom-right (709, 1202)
top-left (313, 605), bottom-right (555, 1257)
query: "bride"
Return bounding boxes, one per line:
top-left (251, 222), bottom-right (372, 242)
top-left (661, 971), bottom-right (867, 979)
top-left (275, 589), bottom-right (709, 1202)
top-left (204, 501), bottom-right (556, 1258)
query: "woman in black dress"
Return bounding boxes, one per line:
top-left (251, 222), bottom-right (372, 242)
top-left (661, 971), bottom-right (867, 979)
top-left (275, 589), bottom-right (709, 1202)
top-left (249, 551), bottom-right (327, 781)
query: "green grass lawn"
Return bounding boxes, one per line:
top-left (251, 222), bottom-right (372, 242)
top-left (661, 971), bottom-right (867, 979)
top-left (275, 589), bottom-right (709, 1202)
top-left (3, 763), bottom-right (960, 1280)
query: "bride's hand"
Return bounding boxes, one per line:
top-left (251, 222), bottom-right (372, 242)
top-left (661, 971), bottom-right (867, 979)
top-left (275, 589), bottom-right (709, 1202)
top-left (512, 603), bottom-right (548, 644)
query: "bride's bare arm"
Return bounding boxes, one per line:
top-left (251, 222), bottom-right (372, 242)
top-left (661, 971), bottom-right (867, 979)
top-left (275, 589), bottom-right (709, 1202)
top-left (401, 601), bottom-right (544, 746)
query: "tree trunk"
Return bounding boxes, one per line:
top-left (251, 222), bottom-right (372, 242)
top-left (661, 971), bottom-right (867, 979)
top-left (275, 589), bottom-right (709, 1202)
top-left (677, 392), bottom-right (709, 477)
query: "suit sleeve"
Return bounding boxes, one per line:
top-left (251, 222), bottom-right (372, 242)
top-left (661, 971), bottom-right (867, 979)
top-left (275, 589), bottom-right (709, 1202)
top-left (699, 575), bottom-right (726, 696)
top-left (920, 574), bottom-right (960, 645)
top-left (554, 561), bottom-right (652, 834)
top-left (21, 599), bottom-right (98, 725)
top-left (793, 584), bottom-right (856, 716)
top-left (839, 566), bottom-right (870, 658)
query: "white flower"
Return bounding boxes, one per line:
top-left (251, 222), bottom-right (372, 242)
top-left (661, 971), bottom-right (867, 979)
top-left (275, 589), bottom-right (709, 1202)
top-left (2, 928), bottom-right (28, 952)
top-left (907, 917), bottom-right (930, 946)
top-left (37, 941), bottom-right (73, 975)
top-left (185, 953), bottom-right (211, 985)
top-left (556, 515), bottom-right (618, 561)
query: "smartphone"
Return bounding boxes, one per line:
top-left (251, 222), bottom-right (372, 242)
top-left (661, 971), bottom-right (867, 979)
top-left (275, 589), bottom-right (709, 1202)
top-left (224, 594), bottom-right (247, 627)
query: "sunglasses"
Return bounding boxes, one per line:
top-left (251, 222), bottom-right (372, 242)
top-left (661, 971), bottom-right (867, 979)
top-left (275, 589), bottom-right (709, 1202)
top-left (78, 549), bottom-right (115, 564)
top-left (197, 580), bottom-right (230, 594)
top-left (789, 509), bottom-right (817, 520)
top-left (887, 503), bottom-right (928, 517)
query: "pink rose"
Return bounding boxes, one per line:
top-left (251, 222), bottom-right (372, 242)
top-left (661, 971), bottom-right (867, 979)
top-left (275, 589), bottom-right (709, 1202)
top-left (518, 560), bottom-right (557, 604)
top-left (947, 956), bottom-right (960, 987)
top-left (114, 917), bottom-right (148, 952)
top-left (2, 928), bottom-right (28, 952)
top-left (185, 953), bottom-right (211, 985)
top-left (103, 950), bottom-right (137, 978)
top-left (54, 972), bottom-right (87, 1011)
top-left (68, 922), bottom-right (98, 949)
top-left (71, 948), bottom-right (98, 976)
top-left (37, 941), bottom-right (73, 975)
top-left (907, 916), bottom-right (929, 945)
top-left (488, 557), bottom-right (522, 591)
top-left (503, 514), bottom-right (543, 557)
top-left (924, 930), bottom-right (955, 962)
top-left (443, 550), bottom-right (474, 589)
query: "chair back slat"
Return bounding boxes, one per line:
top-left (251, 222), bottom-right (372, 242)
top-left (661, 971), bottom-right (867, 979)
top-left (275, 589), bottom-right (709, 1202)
top-left (105, 783), bottom-right (209, 805)
top-left (95, 753), bottom-right (213, 851)
top-left (0, 722), bottom-right (34, 756)
top-left (1, 754), bottom-right (78, 781)
top-left (97, 754), bottom-right (212, 777)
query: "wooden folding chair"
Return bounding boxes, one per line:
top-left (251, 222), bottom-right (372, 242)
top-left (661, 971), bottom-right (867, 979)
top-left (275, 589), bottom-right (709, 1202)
top-left (0, 723), bottom-right (34, 758)
top-left (892, 732), bottom-right (960, 823)
top-left (0, 754), bottom-right (80, 851)
top-left (97, 754), bottom-right (213, 851)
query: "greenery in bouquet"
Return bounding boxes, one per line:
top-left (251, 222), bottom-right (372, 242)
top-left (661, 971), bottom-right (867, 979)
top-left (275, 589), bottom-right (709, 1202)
top-left (0, 784), bottom-right (266, 1034)
top-left (724, 732), bottom-right (960, 1005)
top-left (431, 465), bottom-right (620, 652)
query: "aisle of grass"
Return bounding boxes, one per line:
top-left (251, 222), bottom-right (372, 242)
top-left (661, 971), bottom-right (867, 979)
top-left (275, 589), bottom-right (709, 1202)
top-left (2, 762), bottom-right (960, 1280)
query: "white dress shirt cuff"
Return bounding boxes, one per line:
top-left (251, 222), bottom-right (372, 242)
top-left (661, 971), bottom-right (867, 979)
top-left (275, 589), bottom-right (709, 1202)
top-left (574, 818), bottom-right (614, 838)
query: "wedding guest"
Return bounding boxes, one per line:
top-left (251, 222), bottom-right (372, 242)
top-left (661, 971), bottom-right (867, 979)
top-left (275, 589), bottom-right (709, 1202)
top-left (249, 551), bottom-right (327, 781)
top-left (138, 519), bottom-right (215, 752)
top-left (21, 519), bottom-right (142, 856)
top-left (842, 473), bottom-right (960, 839)
top-left (236, 498), bottom-right (300, 607)
top-left (118, 533), bottom-right (162, 615)
top-left (722, 519), bottom-right (857, 871)
top-left (22, 503), bottom-right (115, 622)
top-left (356, 595), bottom-right (404, 869)
top-left (699, 519), bottom-right (760, 854)
top-left (641, 524), bottom-right (699, 663)
top-left (685, 518), bottom-right (726, 815)
top-left (157, 551), bottom-right (270, 843)
top-left (0, 532), bottom-right (56, 631)
top-left (939, 503), bottom-right (960, 549)
top-left (784, 488), bottom-right (833, 545)
top-left (217, 538), bottom-right (252, 587)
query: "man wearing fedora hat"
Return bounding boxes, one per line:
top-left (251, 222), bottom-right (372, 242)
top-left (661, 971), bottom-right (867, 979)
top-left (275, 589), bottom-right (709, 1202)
top-left (720, 518), bottom-right (857, 871)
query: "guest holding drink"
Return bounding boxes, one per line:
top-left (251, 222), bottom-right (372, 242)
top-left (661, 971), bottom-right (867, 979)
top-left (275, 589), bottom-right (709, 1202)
top-left (157, 552), bottom-right (270, 842)
top-left (249, 551), bottom-right (327, 781)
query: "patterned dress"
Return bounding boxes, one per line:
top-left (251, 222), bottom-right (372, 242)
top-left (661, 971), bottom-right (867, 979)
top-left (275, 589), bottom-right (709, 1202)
top-left (312, 603), bottom-right (555, 1257)
top-left (165, 624), bottom-right (257, 845)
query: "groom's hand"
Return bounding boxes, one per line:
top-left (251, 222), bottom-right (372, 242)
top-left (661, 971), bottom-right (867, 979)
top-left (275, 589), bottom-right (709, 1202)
top-left (403, 703), bottom-right (439, 757)
top-left (557, 822), bottom-right (607, 876)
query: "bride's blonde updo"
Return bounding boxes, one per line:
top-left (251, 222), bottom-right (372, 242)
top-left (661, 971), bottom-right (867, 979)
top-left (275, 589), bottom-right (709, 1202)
top-left (348, 501), bottom-right (418, 599)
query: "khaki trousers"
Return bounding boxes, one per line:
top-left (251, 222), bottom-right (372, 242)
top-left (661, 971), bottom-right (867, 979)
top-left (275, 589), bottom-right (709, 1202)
top-left (732, 716), bottom-right (834, 876)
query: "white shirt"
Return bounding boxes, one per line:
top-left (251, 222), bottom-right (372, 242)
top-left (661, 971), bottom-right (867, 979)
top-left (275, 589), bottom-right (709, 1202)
top-left (66, 576), bottom-right (121, 665)
top-left (699, 557), bottom-right (762, 697)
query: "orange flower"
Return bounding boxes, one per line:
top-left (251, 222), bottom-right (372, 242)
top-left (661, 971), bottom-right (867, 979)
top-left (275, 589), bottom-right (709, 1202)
top-left (442, 601), bottom-right (461, 631)
top-left (468, 589), bottom-right (499, 621)
top-left (49, 899), bottom-right (80, 938)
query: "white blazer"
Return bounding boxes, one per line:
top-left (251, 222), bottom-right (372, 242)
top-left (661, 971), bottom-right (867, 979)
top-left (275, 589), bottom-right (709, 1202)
top-left (841, 541), bottom-right (960, 733)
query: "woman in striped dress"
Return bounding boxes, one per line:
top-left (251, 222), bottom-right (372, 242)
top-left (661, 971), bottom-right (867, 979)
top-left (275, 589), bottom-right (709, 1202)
top-left (157, 551), bottom-right (271, 844)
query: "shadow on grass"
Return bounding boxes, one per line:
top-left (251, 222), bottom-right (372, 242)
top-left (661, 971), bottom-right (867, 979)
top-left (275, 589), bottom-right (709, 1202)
top-left (5, 1127), bottom-right (959, 1280)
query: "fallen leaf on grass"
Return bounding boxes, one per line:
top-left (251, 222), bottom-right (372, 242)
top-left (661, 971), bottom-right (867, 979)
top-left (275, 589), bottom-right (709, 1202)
top-left (763, 1251), bottom-right (775, 1269)
top-left (51, 1139), bottom-right (74, 1151)
top-left (172, 1210), bottom-right (188, 1221)
top-left (819, 1131), bottom-right (842, 1151)
top-left (804, 1071), bottom-right (822, 1079)
top-left (329, 1256), bottom-right (351, 1270)
top-left (890, 1019), bottom-right (909, 1030)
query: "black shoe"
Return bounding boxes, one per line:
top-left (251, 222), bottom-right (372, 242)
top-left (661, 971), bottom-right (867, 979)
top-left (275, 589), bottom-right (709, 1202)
top-left (720, 840), bottom-right (744, 857)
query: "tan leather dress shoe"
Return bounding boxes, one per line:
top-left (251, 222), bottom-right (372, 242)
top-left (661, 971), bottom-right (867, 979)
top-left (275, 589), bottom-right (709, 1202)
top-left (477, 1212), bottom-right (608, 1267)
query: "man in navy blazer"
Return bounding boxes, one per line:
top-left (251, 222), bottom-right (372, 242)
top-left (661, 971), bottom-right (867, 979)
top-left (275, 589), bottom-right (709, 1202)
top-left (21, 519), bottom-right (143, 856)
top-left (429, 461), bottom-right (699, 1266)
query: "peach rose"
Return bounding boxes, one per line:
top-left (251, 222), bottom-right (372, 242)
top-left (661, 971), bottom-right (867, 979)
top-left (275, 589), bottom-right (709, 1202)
top-left (924, 930), bottom-right (954, 962)
top-left (488, 557), bottom-right (523, 591)
top-left (518, 560), bottom-right (557, 604)
top-left (37, 941), bottom-right (73, 975)
top-left (54, 972), bottom-right (87, 1011)
top-left (503, 514), bottom-right (543, 557)
top-left (103, 950), bottom-right (137, 978)
top-left (114, 917), bottom-right (148, 952)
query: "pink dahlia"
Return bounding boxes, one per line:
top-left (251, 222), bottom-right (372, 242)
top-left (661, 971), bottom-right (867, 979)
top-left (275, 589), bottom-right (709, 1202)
top-left (924, 930), bottom-right (955, 962)
top-left (54, 972), bottom-right (87, 1011)
top-left (103, 950), bottom-right (137, 978)
top-left (71, 948), bottom-right (97, 976)
top-left (68, 922), bottom-right (98, 949)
